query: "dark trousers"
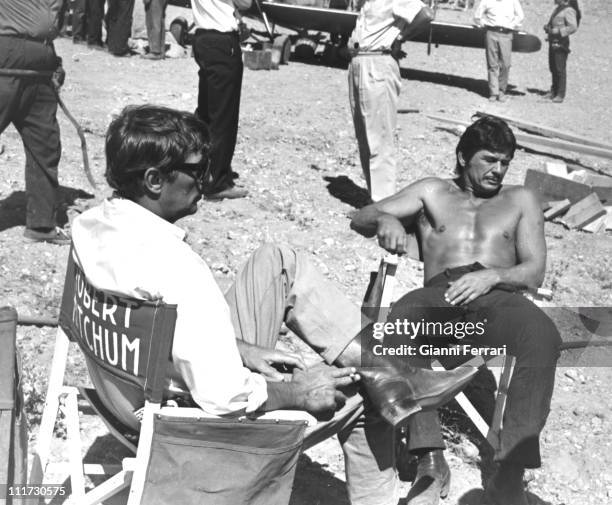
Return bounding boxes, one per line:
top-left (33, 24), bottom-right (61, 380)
top-left (72, 0), bottom-right (88, 41)
top-left (145, 0), bottom-right (168, 55)
top-left (549, 46), bottom-right (569, 99)
top-left (86, 0), bottom-right (105, 46)
top-left (388, 264), bottom-right (561, 468)
top-left (106, 0), bottom-right (135, 55)
top-left (193, 30), bottom-right (243, 193)
top-left (0, 37), bottom-right (61, 230)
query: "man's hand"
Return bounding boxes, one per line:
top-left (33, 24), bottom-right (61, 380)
top-left (444, 269), bottom-right (501, 306)
top-left (51, 65), bottom-right (66, 91)
top-left (376, 214), bottom-right (409, 254)
top-left (291, 364), bottom-right (359, 420)
top-left (238, 341), bottom-right (305, 381)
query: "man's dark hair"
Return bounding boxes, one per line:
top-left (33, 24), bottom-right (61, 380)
top-left (455, 116), bottom-right (516, 174)
top-left (105, 105), bottom-right (210, 198)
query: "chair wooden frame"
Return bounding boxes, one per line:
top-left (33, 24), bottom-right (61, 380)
top-left (28, 247), bottom-right (179, 505)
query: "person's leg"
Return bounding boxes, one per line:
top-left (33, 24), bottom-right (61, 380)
top-left (467, 291), bottom-right (560, 468)
top-left (13, 81), bottom-right (61, 230)
top-left (555, 50), bottom-right (568, 99)
top-left (145, 0), bottom-right (167, 56)
top-left (485, 30), bottom-right (500, 98)
top-left (548, 45), bottom-right (558, 96)
top-left (351, 56), bottom-right (399, 202)
top-left (107, 0), bottom-right (135, 55)
top-left (498, 32), bottom-right (512, 95)
top-left (72, 0), bottom-right (87, 42)
top-left (192, 31), bottom-right (243, 193)
top-left (348, 58), bottom-right (372, 197)
top-left (86, 0), bottom-right (105, 46)
top-left (224, 243), bottom-right (362, 361)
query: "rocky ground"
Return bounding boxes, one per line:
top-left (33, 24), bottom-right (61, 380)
top-left (1, 0), bottom-right (611, 503)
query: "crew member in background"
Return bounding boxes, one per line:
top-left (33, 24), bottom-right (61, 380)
top-left (143, 0), bottom-right (168, 60)
top-left (191, 0), bottom-right (251, 200)
top-left (474, 0), bottom-right (524, 102)
top-left (348, 0), bottom-right (434, 203)
top-left (106, 0), bottom-right (136, 56)
top-left (544, 0), bottom-right (580, 103)
top-left (0, 0), bottom-right (70, 244)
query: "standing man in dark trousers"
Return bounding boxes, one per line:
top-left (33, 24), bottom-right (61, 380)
top-left (474, 0), bottom-right (524, 102)
top-left (143, 0), bottom-right (168, 60)
top-left (0, 0), bottom-right (70, 245)
top-left (86, 0), bottom-right (106, 48)
top-left (106, 0), bottom-right (136, 56)
top-left (191, 0), bottom-right (250, 200)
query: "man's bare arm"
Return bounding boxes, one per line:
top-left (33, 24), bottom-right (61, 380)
top-left (350, 179), bottom-right (437, 254)
top-left (494, 188), bottom-right (546, 288)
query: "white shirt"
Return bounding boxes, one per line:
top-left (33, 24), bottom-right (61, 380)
top-left (474, 0), bottom-right (524, 30)
top-left (71, 198), bottom-right (268, 416)
top-left (349, 0), bottom-right (425, 52)
top-left (191, 0), bottom-right (252, 32)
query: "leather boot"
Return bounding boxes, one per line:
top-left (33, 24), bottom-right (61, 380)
top-left (335, 326), bottom-right (480, 427)
top-left (406, 450), bottom-right (451, 505)
top-left (482, 463), bottom-right (529, 505)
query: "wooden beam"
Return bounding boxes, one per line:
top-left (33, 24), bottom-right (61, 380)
top-left (543, 199), bottom-right (571, 220)
top-left (524, 169), bottom-right (594, 204)
top-left (561, 193), bottom-right (607, 229)
top-left (428, 114), bottom-right (612, 161)
top-left (474, 111), bottom-right (612, 150)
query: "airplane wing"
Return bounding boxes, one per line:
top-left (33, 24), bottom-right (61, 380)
top-left (260, 2), bottom-right (541, 53)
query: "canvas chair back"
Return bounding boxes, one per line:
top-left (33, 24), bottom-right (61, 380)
top-left (59, 247), bottom-right (177, 432)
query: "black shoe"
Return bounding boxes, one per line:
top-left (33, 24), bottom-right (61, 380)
top-left (406, 450), bottom-right (451, 505)
top-left (24, 227), bottom-right (71, 245)
top-left (203, 186), bottom-right (249, 201)
top-left (141, 52), bottom-right (164, 60)
top-left (359, 364), bottom-right (479, 427)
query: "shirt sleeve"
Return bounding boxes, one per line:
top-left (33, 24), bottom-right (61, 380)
top-left (512, 0), bottom-right (524, 27)
top-left (559, 9), bottom-right (578, 37)
top-left (392, 0), bottom-right (426, 24)
top-left (473, 0), bottom-right (486, 26)
top-left (161, 245), bottom-right (268, 416)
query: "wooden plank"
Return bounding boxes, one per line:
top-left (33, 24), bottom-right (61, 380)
top-left (474, 111), bottom-right (612, 150)
top-left (428, 115), bottom-right (612, 161)
top-left (561, 193), bottom-right (607, 229)
top-left (524, 169), bottom-right (593, 204)
top-left (581, 215), bottom-right (606, 233)
top-left (543, 199), bottom-right (571, 220)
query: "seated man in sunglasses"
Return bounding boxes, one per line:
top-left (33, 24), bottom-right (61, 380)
top-left (70, 104), bottom-right (477, 505)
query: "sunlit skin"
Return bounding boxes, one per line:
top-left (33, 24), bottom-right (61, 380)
top-left (351, 149), bottom-right (546, 306)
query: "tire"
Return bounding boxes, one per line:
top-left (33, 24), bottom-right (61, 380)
top-left (272, 34), bottom-right (291, 64)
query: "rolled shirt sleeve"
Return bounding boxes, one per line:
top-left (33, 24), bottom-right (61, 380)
top-left (392, 0), bottom-right (425, 24)
top-left (558, 9), bottom-right (577, 37)
top-left (512, 0), bottom-right (524, 28)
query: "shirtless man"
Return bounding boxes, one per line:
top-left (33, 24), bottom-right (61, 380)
top-left (351, 116), bottom-right (561, 505)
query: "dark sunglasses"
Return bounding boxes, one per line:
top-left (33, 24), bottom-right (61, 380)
top-left (172, 158), bottom-right (211, 190)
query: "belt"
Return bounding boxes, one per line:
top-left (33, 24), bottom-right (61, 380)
top-left (485, 26), bottom-right (514, 34)
top-left (350, 49), bottom-right (393, 57)
top-left (194, 28), bottom-right (238, 36)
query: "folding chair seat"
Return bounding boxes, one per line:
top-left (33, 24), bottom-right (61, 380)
top-left (364, 255), bottom-right (516, 449)
top-left (29, 247), bottom-right (309, 505)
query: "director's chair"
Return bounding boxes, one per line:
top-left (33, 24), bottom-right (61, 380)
top-left (364, 255), bottom-right (516, 449)
top-left (28, 247), bottom-right (309, 505)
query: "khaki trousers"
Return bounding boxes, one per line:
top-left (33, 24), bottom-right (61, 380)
top-left (348, 54), bottom-right (401, 202)
top-left (225, 244), bottom-right (401, 505)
